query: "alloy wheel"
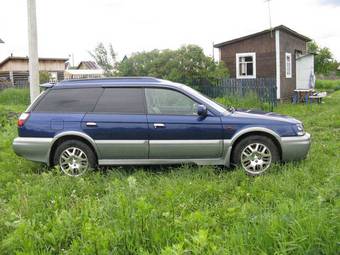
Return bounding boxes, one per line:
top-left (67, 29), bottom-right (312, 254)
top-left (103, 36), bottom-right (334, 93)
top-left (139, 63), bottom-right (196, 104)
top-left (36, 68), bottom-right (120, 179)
top-left (240, 143), bottom-right (272, 175)
top-left (59, 147), bottom-right (89, 176)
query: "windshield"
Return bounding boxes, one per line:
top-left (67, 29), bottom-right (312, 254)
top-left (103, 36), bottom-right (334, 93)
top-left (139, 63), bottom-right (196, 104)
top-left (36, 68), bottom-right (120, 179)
top-left (179, 84), bottom-right (229, 115)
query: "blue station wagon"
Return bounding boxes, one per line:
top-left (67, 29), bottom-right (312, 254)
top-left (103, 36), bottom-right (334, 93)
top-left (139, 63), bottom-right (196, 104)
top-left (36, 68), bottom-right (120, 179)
top-left (13, 77), bottom-right (311, 176)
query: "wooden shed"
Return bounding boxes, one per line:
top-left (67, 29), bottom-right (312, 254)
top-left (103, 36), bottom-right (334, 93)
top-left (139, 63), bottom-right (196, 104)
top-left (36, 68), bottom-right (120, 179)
top-left (214, 25), bottom-right (314, 99)
top-left (0, 56), bottom-right (68, 86)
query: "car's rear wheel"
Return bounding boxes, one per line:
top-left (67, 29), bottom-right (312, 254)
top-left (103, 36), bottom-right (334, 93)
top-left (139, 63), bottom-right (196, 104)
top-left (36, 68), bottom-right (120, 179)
top-left (53, 140), bottom-right (96, 177)
top-left (232, 135), bottom-right (279, 175)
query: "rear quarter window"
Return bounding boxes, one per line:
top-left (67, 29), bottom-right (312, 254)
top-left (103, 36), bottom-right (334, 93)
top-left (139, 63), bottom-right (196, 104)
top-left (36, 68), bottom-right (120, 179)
top-left (33, 88), bottom-right (102, 113)
top-left (25, 90), bottom-right (47, 112)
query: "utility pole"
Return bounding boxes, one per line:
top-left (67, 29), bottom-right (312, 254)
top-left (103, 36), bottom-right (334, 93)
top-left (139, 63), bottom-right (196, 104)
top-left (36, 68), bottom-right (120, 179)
top-left (212, 42), bottom-right (215, 61)
top-left (27, 0), bottom-right (40, 102)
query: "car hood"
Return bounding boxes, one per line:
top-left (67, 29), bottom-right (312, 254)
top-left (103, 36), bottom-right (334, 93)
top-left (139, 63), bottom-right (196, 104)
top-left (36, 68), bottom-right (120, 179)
top-left (227, 108), bottom-right (301, 125)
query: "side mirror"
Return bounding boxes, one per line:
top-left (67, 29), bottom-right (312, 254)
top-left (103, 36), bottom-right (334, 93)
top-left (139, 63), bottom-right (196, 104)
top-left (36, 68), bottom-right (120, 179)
top-left (197, 104), bottom-right (208, 116)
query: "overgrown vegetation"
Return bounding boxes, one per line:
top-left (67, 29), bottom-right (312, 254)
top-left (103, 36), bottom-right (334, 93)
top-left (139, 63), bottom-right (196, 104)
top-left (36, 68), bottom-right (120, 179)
top-left (0, 88), bottom-right (30, 106)
top-left (0, 88), bottom-right (339, 254)
top-left (215, 92), bottom-right (272, 112)
top-left (315, 79), bottom-right (340, 92)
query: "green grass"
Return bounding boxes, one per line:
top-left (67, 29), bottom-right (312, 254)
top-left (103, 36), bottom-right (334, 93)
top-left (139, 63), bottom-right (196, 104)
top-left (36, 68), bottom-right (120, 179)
top-left (0, 88), bottom-right (30, 107)
top-left (0, 88), bottom-right (339, 254)
top-left (315, 79), bottom-right (340, 92)
top-left (215, 92), bottom-right (273, 112)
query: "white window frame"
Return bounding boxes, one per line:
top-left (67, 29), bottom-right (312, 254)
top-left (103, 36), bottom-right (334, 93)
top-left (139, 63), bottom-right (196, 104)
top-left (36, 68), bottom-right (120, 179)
top-left (236, 52), bottom-right (256, 79)
top-left (285, 52), bottom-right (292, 78)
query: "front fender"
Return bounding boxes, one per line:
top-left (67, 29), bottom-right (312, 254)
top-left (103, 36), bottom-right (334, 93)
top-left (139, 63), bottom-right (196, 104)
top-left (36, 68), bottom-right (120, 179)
top-left (222, 127), bottom-right (283, 167)
top-left (230, 127), bottom-right (282, 145)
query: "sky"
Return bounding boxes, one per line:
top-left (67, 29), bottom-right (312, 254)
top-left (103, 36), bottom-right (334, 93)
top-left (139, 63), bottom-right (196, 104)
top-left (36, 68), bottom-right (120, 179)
top-left (0, 0), bottom-right (339, 65)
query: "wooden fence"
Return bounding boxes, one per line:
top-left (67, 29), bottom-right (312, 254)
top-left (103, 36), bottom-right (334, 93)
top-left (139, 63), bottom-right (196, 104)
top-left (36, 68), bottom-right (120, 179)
top-left (194, 78), bottom-right (277, 111)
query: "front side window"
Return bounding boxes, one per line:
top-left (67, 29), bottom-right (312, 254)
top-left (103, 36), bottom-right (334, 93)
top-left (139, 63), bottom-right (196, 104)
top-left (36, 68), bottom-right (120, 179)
top-left (94, 88), bottom-right (145, 114)
top-left (34, 88), bottom-right (102, 112)
top-left (286, 52), bottom-right (292, 78)
top-left (236, 53), bottom-right (256, 79)
top-left (145, 88), bottom-right (198, 115)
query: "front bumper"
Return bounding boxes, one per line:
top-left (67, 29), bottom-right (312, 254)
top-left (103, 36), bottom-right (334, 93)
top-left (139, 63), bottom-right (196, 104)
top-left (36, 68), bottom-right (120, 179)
top-left (12, 137), bottom-right (52, 163)
top-left (280, 133), bottom-right (311, 161)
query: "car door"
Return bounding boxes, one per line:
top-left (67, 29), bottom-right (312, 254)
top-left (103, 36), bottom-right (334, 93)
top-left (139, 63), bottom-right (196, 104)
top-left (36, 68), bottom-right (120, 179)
top-left (82, 87), bottom-right (149, 160)
top-left (145, 87), bottom-right (224, 159)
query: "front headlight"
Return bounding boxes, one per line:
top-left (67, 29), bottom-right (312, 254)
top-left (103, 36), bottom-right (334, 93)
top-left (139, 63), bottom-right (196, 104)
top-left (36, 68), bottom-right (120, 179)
top-left (296, 123), bottom-right (305, 136)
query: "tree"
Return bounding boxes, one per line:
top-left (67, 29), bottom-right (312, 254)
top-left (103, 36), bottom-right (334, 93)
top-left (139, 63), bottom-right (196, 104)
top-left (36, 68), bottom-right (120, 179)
top-left (39, 71), bottom-right (51, 84)
top-left (308, 41), bottom-right (338, 75)
top-left (115, 45), bottom-right (229, 86)
top-left (89, 43), bottom-right (116, 76)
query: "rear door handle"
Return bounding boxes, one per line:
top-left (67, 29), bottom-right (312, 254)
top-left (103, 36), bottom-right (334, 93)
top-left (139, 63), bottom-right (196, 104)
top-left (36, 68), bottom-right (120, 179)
top-left (86, 122), bottom-right (97, 127)
top-left (154, 123), bottom-right (165, 128)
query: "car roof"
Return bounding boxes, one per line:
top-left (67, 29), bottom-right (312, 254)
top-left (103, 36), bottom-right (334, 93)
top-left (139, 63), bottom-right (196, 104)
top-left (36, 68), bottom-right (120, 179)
top-left (53, 77), bottom-right (181, 89)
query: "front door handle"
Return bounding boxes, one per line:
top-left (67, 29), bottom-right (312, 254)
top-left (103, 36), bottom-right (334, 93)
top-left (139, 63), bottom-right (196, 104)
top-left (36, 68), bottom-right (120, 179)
top-left (154, 123), bottom-right (165, 128)
top-left (86, 122), bottom-right (97, 127)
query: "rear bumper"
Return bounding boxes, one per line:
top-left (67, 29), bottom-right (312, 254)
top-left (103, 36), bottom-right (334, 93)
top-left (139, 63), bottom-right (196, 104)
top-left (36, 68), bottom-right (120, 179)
top-left (281, 133), bottom-right (311, 161)
top-left (12, 137), bottom-right (52, 164)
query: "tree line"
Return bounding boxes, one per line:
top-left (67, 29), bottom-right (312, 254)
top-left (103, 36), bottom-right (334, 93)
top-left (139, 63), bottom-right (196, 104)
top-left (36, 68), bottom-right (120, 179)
top-left (89, 43), bottom-right (229, 86)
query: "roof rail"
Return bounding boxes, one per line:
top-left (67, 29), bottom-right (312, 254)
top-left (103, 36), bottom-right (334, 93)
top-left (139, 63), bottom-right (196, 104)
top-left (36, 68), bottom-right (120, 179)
top-left (59, 77), bottom-right (161, 84)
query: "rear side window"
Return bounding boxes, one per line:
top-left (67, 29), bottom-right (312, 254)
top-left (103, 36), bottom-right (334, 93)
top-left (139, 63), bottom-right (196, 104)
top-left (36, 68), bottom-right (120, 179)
top-left (94, 88), bottom-right (145, 114)
top-left (34, 88), bottom-right (102, 112)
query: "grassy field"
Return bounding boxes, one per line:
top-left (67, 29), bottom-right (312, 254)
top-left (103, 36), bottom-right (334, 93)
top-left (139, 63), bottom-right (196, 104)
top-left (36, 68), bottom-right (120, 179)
top-left (315, 79), bottom-right (340, 92)
top-left (0, 88), bottom-right (339, 254)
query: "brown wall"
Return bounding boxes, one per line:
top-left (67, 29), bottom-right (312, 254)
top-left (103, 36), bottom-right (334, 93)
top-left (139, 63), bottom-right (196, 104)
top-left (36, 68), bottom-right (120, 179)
top-left (219, 32), bottom-right (276, 78)
top-left (279, 30), bottom-right (307, 99)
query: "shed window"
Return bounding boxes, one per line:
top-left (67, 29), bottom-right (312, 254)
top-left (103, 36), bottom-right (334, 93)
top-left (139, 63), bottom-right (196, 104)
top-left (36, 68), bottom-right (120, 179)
top-left (236, 53), bottom-right (256, 79)
top-left (286, 53), bottom-right (292, 78)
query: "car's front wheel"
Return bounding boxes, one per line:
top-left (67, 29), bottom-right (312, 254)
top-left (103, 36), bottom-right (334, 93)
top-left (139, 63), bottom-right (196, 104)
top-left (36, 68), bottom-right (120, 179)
top-left (232, 135), bottom-right (280, 175)
top-left (53, 140), bottom-right (96, 177)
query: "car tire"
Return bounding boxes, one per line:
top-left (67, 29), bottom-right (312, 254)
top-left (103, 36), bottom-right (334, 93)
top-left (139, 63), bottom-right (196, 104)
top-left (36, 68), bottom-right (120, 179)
top-left (53, 139), bottom-right (96, 177)
top-left (232, 135), bottom-right (280, 176)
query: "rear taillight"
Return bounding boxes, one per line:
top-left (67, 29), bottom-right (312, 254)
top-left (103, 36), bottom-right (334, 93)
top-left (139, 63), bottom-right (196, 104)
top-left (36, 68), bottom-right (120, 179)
top-left (18, 112), bottom-right (30, 127)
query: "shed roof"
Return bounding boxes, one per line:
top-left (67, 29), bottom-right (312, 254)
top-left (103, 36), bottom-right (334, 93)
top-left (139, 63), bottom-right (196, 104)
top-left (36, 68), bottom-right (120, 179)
top-left (296, 53), bottom-right (316, 60)
top-left (214, 25), bottom-right (312, 48)
top-left (0, 56), bottom-right (68, 68)
top-left (77, 61), bottom-right (101, 70)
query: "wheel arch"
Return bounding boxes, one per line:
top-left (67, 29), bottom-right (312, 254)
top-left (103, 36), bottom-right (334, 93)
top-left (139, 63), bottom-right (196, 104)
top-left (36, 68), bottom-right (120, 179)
top-left (48, 131), bottom-right (100, 166)
top-left (230, 128), bottom-right (283, 163)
